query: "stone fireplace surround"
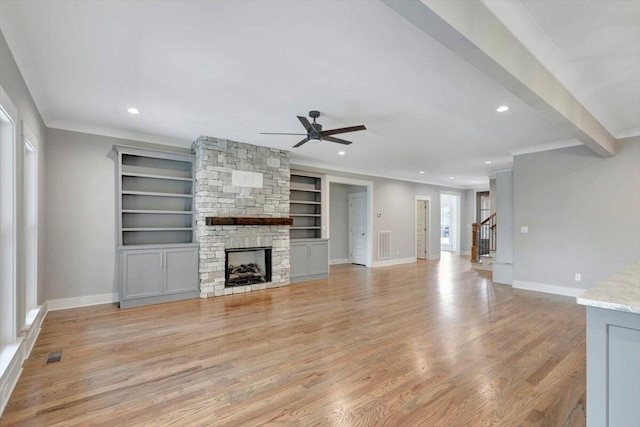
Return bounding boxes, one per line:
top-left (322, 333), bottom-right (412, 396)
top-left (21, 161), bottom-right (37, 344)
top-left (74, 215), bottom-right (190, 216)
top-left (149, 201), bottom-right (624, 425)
top-left (192, 136), bottom-right (290, 298)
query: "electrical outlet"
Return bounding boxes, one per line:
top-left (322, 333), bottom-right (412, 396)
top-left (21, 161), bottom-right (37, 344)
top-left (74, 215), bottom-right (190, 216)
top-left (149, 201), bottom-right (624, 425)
top-left (575, 273), bottom-right (581, 282)
top-left (396, 250), bottom-right (400, 255)
top-left (521, 226), bottom-right (528, 233)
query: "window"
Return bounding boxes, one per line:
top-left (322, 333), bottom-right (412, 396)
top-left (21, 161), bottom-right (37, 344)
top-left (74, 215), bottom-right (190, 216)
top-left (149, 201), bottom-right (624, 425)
top-left (23, 131), bottom-right (38, 325)
top-left (0, 87), bottom-right (17, 346)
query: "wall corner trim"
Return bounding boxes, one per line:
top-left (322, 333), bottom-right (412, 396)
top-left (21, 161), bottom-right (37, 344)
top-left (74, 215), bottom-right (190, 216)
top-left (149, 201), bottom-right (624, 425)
top-left (513, 280), bottom-right (585, 298)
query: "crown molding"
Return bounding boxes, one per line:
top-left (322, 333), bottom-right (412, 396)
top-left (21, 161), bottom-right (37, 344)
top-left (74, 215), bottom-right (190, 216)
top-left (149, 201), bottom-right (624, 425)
top-left (290, 158), bottom-right (474, 190)
top-left (47, 120), bottom-right (192, 148)
top-left (509, 139), bottom-right (583, 156)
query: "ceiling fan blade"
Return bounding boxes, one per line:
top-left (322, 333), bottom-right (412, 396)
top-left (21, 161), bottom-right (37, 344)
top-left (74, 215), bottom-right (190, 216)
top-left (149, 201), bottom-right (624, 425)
top-left (323, 136), bottom-right (353, 145)
top-left (259, 132), bottom-right (307, 135)
top-left (320, 125), bottom-right (366, 137)
top-left (297, 116), bottom-right (312, 131)
top-left (293, 137), bottom-right (309, 148)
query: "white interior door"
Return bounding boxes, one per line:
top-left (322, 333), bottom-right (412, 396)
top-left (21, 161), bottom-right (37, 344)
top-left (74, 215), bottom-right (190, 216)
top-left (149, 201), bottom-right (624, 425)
top-left (349, 193), bottom-right (367, 265)
top-left (416, 200), bottom-right (429, 259)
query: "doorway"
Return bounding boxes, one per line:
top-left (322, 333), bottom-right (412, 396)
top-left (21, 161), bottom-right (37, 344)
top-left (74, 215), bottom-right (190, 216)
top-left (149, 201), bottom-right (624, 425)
top-left (440, 192), bottom-right (461, 252)
top-left (349, 193), bottom-right (367, 265)
top-left (415, 198), bottom-right (430, 260)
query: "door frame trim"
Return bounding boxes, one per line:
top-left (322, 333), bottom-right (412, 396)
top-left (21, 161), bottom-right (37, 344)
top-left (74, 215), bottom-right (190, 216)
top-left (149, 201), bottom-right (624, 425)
top-left (348, 192), bottom-right (367, 265)
top-left (326, 176), bottom-right (374, 268)
top-left (414, 195), bottom-right (432, 260)
top-left (439, 190), bottom-right (462, 253)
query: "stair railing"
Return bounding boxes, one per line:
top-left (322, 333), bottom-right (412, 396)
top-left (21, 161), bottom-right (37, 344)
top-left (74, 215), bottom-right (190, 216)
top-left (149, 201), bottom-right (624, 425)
top-left (471, 213), bottom-right (496, 262)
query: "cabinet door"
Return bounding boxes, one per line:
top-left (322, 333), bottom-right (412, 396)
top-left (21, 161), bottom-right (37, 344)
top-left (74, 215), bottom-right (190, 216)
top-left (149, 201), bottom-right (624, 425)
top-left (121, 250), bottom-right (163, 300)
top-left (308, 241), bottom-right (329, 275)
top-left (290, 243), bottom-right (310, 278)
top-left (165, 247), bottom-right (199, 294)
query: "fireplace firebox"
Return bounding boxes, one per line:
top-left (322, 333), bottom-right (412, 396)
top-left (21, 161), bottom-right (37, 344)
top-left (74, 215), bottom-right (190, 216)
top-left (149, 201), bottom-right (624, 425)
top-left (225, 247), bottom-right (272, 287)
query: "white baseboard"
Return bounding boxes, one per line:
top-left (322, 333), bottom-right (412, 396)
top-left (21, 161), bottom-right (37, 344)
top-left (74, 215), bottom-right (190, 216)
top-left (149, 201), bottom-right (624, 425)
top-left (330, 258), bottom-right (351, 265)
top-left (513, 280), bottom-right (585, 298)
top-left (429, 254), bottom-right (440, 260)
top-left (1, 302), bottom-right (48, 416)
top-left (47, 292), bottom-right (118, 311)
top-left (372, 257), bottom-right (416, 268)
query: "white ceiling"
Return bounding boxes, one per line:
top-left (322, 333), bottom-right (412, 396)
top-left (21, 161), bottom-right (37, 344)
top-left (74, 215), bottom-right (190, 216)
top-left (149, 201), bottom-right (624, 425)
top-left (1, 0), bottom-right (635, 188)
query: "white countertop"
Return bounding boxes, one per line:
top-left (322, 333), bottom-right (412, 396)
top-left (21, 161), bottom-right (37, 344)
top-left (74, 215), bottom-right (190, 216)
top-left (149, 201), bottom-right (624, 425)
top-left (577, 260), bottom-right (640, 314)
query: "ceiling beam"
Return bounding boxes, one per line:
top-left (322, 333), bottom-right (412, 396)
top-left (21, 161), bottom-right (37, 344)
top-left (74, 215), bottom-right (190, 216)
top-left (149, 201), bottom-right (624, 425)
top-left (382, 0), bottom-right (616, 157)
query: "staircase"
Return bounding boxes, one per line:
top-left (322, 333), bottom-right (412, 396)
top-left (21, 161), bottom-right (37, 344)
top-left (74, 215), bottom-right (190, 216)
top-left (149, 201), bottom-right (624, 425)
top-left (471, 213), bottom-right (496, 270)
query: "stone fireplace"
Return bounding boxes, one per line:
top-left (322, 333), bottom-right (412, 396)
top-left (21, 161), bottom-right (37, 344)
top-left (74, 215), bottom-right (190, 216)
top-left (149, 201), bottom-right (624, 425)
top-left (192, 136), bottom-right (290, 297)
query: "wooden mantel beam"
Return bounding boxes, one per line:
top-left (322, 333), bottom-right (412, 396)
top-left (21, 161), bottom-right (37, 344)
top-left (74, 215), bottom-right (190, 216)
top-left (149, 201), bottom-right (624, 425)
top-left (206, 217), bottom-right (293, 226)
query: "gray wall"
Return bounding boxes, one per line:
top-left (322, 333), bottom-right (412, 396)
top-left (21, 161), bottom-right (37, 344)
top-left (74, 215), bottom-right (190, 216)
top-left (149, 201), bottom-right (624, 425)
top-left (296, 165), bottom-right (469, 262)
top-left (329, 183), bottom-right (366, 262)
top-left (1, 29), bottom-right (47, 307)
top-left (494, 170), bottom-right (514, 285)
top-left (489, 178), bottom-right (497, 215)
top-left (514, 142), bottom-right (640, 290)
top-left (44, 128), bottom-right (189, 301)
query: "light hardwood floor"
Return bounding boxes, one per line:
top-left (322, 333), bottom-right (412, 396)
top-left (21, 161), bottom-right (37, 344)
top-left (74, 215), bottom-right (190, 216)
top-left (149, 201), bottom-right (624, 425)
top-left (1, 253), bottom-right (586, 426)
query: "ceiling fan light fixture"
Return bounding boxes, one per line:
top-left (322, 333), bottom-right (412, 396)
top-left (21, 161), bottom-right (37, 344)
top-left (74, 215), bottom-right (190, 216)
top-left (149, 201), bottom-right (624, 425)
top-left (308, 137), bottom-right (321, 144)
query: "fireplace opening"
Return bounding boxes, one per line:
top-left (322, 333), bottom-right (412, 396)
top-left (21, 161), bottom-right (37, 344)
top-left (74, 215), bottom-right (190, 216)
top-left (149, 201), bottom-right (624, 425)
top-left (225, 247), bottom-right (272, 287)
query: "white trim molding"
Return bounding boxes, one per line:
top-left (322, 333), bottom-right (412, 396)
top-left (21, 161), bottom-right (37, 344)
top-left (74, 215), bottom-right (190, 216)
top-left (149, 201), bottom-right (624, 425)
top-left (47, 120), bottom-right (191, 148)
top-left (330, 258), bottom-right (351, 265)
top-left (0, 302), bottom-right (47, 416)
top-left (509, 139), bottom-right (583, 156)
top-left (47, 293), bottom-right (118, 311)
top-left (513, 280), bottom-right (585, 298)
top-left (372, 257), bottom-right (417, 268)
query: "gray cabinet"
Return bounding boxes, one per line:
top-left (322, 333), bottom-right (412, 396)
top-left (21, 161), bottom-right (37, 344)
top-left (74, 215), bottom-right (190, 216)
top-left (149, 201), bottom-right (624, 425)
top-left (586, 306), bottom-right (640, 427)
top-left (113, 145), bottom-right (199, 308)
top-left (119, 244), bottom-right (199, 308)
top-left (290, 239), bottom-right (329, 283)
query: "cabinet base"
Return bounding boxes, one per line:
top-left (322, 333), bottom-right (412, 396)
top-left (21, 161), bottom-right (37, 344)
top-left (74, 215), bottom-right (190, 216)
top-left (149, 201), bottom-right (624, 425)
top-left (290, 273), bottom-right (328, 284)
top-left (120, 291), bottom-right (200, 309)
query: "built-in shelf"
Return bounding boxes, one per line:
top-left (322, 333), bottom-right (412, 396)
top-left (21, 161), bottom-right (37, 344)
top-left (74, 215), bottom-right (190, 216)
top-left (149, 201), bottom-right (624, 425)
top-left (123, 227), bottom-right (194, 232)
top-left (122, 190), bottom-right (193, 198)
top-left (123, 210), bottom-right (194, 215)
top-left (121, 172), bottom-right (193, 182)
top-left (291, 187), bottom-right (321, 193)
top-left (290, 172), bottom-right (323, 239)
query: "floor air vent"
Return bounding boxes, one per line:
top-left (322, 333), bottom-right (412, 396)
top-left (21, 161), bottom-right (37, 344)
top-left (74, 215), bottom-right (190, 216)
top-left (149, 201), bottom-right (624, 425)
top-left (46, 351), bottom-right (62, 364)
top-left (378, 231), bottom-right (391, 260)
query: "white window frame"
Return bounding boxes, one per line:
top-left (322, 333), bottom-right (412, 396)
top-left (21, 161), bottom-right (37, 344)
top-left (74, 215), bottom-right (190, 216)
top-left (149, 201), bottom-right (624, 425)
top-left (22, 122), bottom-right (38, 327)
top-left (0, 84), bottom-right (18, 346)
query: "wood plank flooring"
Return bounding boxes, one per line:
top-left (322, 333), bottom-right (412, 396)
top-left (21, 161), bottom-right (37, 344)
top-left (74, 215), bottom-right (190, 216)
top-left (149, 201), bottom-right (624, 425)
top-left (1, 253), bottom-right (586, 426)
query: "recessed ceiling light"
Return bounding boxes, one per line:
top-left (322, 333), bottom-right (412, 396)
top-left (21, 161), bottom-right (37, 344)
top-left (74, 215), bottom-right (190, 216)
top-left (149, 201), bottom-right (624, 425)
top-left (449, 176), bottom-right (455, 179)
top-left (419, 171), bottom-right (425, 174)
top-left (472, 181), bottom-right (477, 183)
top-left (485, 160), bottom-right (493, 164)
top-left (496, 105), bottom-right (509, 113)
top-left (338, 151), bottom-right (345, 156)
top-left (127, 107), bottom-right (140, 114)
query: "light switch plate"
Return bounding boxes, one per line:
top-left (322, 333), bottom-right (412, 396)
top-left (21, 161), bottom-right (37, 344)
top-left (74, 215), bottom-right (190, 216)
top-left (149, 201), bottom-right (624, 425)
top-left (520, 226), bottom-right (529, 233)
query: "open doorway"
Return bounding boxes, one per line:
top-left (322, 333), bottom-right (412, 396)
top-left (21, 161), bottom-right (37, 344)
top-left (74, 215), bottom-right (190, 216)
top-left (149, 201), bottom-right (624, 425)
top-left (440, 192), bottom-right (461, 253)
top-left (415, 196), bottom-right (431, 260)
top-left (328, 181), bottom-right (371, 266)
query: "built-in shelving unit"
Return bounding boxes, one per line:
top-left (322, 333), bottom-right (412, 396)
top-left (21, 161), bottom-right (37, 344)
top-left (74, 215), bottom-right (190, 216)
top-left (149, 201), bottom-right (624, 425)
top-left (290, 172), bottom-right (323, 239)
top-left (116, 147), bottom-right (195, 246)
top-left (114, 145), bottom-right (199, 309)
